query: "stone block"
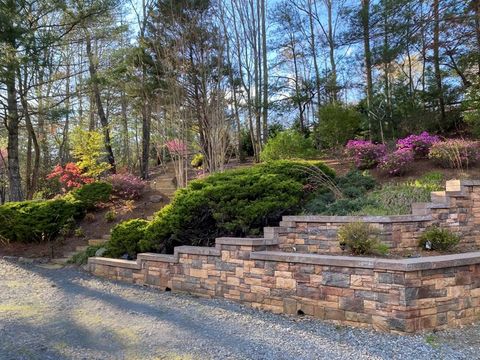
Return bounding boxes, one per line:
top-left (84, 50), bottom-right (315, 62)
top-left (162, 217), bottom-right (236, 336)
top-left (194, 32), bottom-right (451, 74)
top-left (322, 272), bottom-right (350, 288)
top-left (276, 277), bottom-right (297, 290)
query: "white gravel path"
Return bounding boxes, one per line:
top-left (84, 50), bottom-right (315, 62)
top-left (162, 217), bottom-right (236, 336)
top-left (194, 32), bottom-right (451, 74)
top-left (0, 259), bottom-right (478, 360)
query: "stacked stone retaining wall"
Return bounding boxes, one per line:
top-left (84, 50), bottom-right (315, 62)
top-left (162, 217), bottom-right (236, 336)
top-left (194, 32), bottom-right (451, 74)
top-left (88, 180), bottom-right (480, 333)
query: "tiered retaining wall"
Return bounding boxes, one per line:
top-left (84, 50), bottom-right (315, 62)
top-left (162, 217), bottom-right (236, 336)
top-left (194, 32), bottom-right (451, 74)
top-left (88, 180), bottom-right (480, 333)
top-left (278, 180), bottom-right (480, 253)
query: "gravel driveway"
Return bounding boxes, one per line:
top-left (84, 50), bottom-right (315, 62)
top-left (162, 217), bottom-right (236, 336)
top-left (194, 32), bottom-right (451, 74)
top-left (0, 259), bottom-right (478, 360)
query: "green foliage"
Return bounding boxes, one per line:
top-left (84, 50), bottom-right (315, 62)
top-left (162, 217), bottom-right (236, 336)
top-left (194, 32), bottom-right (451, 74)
top-left (0, 199), bottom-right (83, 243)
top-left (303, 171), bottom-right (376, 215)
top-left (137, 160), bottom-right (334, 255)
top-left (337, 222), bottom-right (387, 256)
top-left (315, 103), bottom-right (362, 148)
top-left (354, 172), bottom-right (444, 216)
top-left (69, 245), bottom-right (102, 265)
top-left (258, 159), bottom-right (336, 182)
top-left (463, 76), bottom-right (480, 136)
top-left (104, 209), bottom-right (117, 222)
top-left (191, 153), bottom-right (204, 168)
top-left (70, 126), bottom-right (111, 178)
top-left (74, 227), bottom-right (85, 237)
top-left (65, 182), bottom-right (112, 210)
top-left (419, 226), bottom-right (460, 252)
top-left (240, 129), bottom-right (255, 157)
top-left (108, 219), bottom-right (149, 258)
top-left (260, 130), bottom-right (316, 161)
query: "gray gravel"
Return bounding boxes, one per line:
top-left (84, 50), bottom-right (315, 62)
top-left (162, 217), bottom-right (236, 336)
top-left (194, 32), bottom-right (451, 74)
top-left (0, 259), bottom-right (478, 360)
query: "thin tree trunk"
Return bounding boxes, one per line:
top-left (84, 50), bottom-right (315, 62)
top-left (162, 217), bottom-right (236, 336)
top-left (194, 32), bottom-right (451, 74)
top-left (85, 31), bottom-right (116, 172)
top-left (6, 57), bottom-right (23, 201)
top-left (433, 0), bottom-right (446, 124)
top-left (361, 0), bottom-right (373, 137)
top-left (307, 0), bottom-right (322, 109)
top-left (261, 0), bottom-right (268, 143)
top-left (326, 0), bottom-right (337, 102)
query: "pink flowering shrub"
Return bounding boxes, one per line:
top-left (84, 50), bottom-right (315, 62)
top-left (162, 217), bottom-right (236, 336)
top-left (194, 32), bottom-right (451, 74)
top-left (107, 173), bottom-right (146, 199)
top-left (165, 139), bottom-right (188, 156)
top-left (47, 163), bottom-right (94, 191)
top-left (396, 131), bottom-right (440, 158)
top-left (345, 140), bottom-right (387, 170)
top-left (429, 139), bottom-right (480, 169)
top-left (379, 149), bottom-right (414, 176)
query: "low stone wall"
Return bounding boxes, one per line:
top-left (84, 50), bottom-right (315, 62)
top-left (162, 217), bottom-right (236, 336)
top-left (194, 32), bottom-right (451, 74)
top-left (277, 180), bottom-right (480, 253)
top-left (89, 236), bottom-right (480, 333)
top-left (88, 179), bottom-right (480, 333)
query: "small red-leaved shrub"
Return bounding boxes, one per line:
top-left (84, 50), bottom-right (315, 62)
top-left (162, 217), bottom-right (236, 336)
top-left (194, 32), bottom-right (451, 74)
top-left (47, 163), bottom-right (94, 191)
top-left (107, 173), bottom-right (146, 199)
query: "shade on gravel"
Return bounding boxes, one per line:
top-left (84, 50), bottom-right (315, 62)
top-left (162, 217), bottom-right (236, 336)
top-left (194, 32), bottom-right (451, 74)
top-left (0, 259), bottom-right (478, 360)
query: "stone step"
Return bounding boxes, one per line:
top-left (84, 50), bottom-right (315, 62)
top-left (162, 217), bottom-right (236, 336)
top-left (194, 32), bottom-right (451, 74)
top-left (263, 226), bottom-right (288, 239)
top-left (431, 191), bottom-right (448, 204)
top-left (89, 239), bottom-right (108, 246)
top-left (50, 257), bottom-right (69, 265)
top-left (411, 203), bottom-right (430, 215)
top-left (152, 178), bottom-right (175, 185)
top-left (76, 245), bottom-right (89, 252)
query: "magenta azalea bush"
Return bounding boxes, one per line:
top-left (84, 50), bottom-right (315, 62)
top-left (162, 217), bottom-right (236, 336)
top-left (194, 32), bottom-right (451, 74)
top-left (428, 139), bottom-right (480, 169)
top-left (396, 131), bottom-right (440, 158)
top-left (345, 140), bottom-right (387, 170)
top-left (107, 173), bottom-right (146, 199)
top-left (379, 148), bottom-right (414, 176)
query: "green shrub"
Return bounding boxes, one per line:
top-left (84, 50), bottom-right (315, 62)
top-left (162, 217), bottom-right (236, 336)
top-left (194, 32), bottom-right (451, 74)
top-left (337, 222), bottom-right (387, 255)
top-left (65, 181), bottom-right (112, 210)
top-left (260, 130), bottom-right (316, 161)
top-left (419, 226), bottom-right (460, 252)
top-left (69, 245), bottom-right (102, 265)
top-left (104, 210), bottom-right (117, 222)
top-left (191, 153), bottom-right (204, 168)
top-left (136, 160), bottom-right (334, 255)
top-left (315, 103), bottom-right (362, 148)
top-left (303, 171), bottom-right (376, 215)
top-left (351, 172), bottom-right (444, 216)
top-left (0, 199), bottom-right (83, 243)
top-left (258, 159), bottom-right (336, 183)
top-left (108, 219), bottom-right (149, 258)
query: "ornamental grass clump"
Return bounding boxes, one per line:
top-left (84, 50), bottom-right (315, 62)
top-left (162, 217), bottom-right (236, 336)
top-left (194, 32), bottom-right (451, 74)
top-left (428, 139), bottom-right (480, 169)
top-left (419, 226), bottom-right (460, 252)
top-left (379, 148), bottom-right (414, 176)
top-left (396, 131), bottom-right (440, 159)
top-left (337, 222), bottom-right (388, 256)
top-left (345, 140), bottom-right (386, 170)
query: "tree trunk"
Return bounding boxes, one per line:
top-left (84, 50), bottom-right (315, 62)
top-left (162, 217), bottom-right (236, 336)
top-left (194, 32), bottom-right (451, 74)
top-left (433, 0), bottom-right (446, 124)
top-left (326, 0), bottom-right (337, 102)
top-left (85, 31), bottom-right (116, 172)
top-left (261, 0), bottom-right (268, 143)
top-left (6, 60), bottom-right (23, 201)
top-left (361, 0), bottom-right (374, 136)
top-left (307, 0), bottom-right (322, 109)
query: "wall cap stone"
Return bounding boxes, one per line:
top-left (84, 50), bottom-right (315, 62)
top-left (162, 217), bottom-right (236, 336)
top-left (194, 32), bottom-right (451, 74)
top-left (215, 237), bottom-right (278, 246)
top-left (174, 246), bottom-right (221, 257)
top-left (282, 215), bottom-right (432, 223)
top-left (88, 257), bottom-right (141, 269)
top-left (250, 251), bottom-right (480, 271)
top-left (137, 253), bottom-right (177, 263)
